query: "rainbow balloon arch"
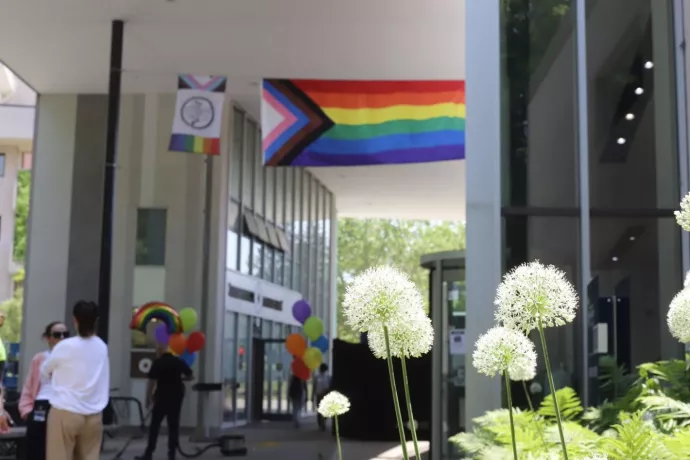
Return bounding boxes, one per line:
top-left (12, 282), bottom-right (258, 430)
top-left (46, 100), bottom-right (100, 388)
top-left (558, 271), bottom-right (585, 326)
top-left (130, 302), bottom-right (207, 366)
top-left (285, 300), bottom-right (329, 381)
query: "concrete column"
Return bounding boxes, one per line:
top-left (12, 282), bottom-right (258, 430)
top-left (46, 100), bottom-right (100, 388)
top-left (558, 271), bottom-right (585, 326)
top-left (465, 0), bottom-right (503, 421)
top-left (22, 94), bottom-right (108, 378)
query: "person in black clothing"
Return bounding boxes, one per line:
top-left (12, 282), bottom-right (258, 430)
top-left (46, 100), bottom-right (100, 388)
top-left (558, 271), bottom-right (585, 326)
top-left (136, 345), bottom-right (193, 460)
top-left (288, 374), bottom-right (307, 428)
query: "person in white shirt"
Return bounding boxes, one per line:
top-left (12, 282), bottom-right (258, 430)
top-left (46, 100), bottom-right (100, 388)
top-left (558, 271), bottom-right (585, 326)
top-left (41, 301), bottom-right (110, 460)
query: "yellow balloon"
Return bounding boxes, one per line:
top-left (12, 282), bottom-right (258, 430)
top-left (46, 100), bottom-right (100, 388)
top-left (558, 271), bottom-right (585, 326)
top-left (303, 347), bottom-right (323, 371)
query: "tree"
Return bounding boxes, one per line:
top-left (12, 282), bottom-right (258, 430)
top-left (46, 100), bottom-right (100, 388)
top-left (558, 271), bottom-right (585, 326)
top-left (0, 270), bottom-right (24, 343)
top-left (336, 219), bottom-right (466, 342)
top-left (13, 170), bottom-right (30, 262)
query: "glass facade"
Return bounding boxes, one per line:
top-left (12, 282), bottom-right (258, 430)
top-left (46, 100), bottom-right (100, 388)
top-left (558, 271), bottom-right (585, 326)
top-left (500, 0), bottom-right (684, 404)
top-left (221, 107), bottom-right (335, 424)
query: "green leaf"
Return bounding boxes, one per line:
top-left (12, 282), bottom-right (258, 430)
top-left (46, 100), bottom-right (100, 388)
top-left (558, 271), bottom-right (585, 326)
top-left (538, 387), bottom-right (583, 421)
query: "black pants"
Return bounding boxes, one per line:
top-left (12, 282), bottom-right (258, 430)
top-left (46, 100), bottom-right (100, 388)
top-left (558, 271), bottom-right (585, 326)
top-left (145, 393), bottom-right (184, 459)
top-left (25, 400), bottom-right (50, 460)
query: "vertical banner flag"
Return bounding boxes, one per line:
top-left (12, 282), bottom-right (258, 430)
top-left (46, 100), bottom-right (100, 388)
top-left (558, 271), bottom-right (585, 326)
top-left (170, 75), bottom-right (227, 155)
top-left (261, 79), bottom-right (465, 166)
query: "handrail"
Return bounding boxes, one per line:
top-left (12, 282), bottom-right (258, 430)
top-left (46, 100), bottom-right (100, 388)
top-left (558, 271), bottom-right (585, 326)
top-left (109, 396), bottom-right (146, 431)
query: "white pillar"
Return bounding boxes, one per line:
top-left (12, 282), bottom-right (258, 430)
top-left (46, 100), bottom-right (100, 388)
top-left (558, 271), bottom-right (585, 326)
top-left (465, 0), bottom-right (503, 421)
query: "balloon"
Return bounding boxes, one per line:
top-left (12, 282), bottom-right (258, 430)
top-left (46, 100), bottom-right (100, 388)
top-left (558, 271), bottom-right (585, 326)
top-left (179, 308), bottom-right (198, 332)
top-left (292, 300), bottom-right (312, 324)
top-left (181, 349), bottom-right (196, 367)
top-left (291, 358), bottom-right (310, 381)
top-left (303, 347), bottom-right (323, 371)
top-left (303, 316), bottom-right (323, 341)
top-left (154, 323), bottom-right (169, 345)
top-left (187, 331), bottom-right (206, 353)
top-left (311, 335), bottom-right (329, 354)
top-left (168, 333), bottom-right (187, 356)
top-left (285, 333), bottom-right (307, 357)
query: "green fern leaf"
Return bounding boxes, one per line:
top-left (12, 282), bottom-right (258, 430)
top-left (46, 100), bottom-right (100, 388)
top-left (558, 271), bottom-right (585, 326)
top-left (538, 387), bottom-right (584, 421)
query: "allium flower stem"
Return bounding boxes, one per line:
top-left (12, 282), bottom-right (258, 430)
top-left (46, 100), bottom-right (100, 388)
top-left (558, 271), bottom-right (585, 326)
top-left (522, 380), bottom-right (534, 412)
top-left (334, 415), bottom-right (343, 460)
top-left (538, 319), bottom-right (568, 460)
top-left (384, 326), bottom-right (410, 460)
top-left (503, 372), bottom-right (518, 460)
top-left (400, 356), bottom-right (420, 460)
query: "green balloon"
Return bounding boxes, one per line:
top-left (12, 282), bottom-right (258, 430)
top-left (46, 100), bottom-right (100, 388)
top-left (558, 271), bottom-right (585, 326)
top-left (180, 308), bottom-right (198, 332)
top-left (303, 316), bottom-right (323, 341)
top-left (303, 347), bottom-right (323, 371)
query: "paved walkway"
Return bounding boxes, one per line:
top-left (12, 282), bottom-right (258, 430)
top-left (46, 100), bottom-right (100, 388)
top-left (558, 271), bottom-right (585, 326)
top-left (99, 417), bottom-right (428, 460)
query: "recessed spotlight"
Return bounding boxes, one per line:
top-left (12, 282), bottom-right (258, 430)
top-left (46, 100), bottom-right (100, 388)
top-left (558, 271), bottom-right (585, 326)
top-left (635, 87), bottom-right (644, 95)
top-left (629, 236), bottom-right (636, 241)
top-left (617, 138), bottom-right (626, 145)
top-left (612, 256), bottom-right (619, 262)
top-left (645, 61), bottom-right (654, 69)
top-left (625, 113), bottom-right (635, 121)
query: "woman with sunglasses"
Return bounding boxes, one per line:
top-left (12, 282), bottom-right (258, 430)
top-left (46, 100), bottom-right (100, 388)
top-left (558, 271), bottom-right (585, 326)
top-left (19, 321), bottom-right (69, 460)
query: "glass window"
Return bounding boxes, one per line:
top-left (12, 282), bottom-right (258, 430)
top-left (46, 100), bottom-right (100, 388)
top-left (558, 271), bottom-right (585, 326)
top-left (324, 192), bottom-right (332, 334)
top-left (586, 1), bottom-right (678, 210)
top-left (242, 118), bottom-right (255, 208)
top-left (0, 153), bottom-right (5, 177)
top-left (503, 216), bottom-right (580, 382)
top-left (227, 200), bottom-right (240, 271)
top-left (590, 217), bottom-right (682, 367)
top-left (239, 207), bottom-right (251, 275)
top-left (253, 122), bottom-right (265, 216)
top-left (275, 168), bottom-right (285, 227)
top-left (252, 235), bottom-right (263, 278)
top-left (230, 109), bottom-right (243, 200)
top-left (236, 314), bottom-right (250, 421)
top-left (222, 311), bottom-right (237, 423)
top-left (136, 209), bottom-right (167, 266)
top-left (293, 170), bottom-right (303, 290)
top-left (301, 174), bottom-right (311, 296)
top-left (265, 167), bottom-right (276, 222)
top-left (310, 182), bottom-right (320, 315)
top-left (501, 0), bottom-right (578, 208)
top-left (283, 169), bottom-right (294, 288)
top-left (317, 186), bottom-right (326, 322)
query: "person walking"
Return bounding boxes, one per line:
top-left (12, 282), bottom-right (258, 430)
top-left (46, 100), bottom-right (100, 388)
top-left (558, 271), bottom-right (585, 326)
top-left (288, 374), bottom-right (307, 428)
top-left (313, 364), bottom-right (331, 432)
top-left (19, 321), bottom-right (70, 460)
top-left (136, 344), bottom-right (193, 460)
top-left (41, 301), bottom-right (110, 460)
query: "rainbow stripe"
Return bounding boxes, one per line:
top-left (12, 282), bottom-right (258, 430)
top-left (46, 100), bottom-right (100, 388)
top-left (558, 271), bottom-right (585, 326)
top-left (130, 302), bottom-right (182, 334)
top-left (169, 134), bottom-right (220, 155)
top-left (261, 80), bottom-right (465, 166)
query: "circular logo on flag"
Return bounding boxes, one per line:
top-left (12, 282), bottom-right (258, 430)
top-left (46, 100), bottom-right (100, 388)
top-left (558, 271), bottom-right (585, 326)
top-left (138, 357), bottom-right (153, 374)
top-left (181, 96), bottom-right (214, 130)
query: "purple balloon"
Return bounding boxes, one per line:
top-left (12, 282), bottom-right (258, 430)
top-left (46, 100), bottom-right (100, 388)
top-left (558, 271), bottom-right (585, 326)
top-left (292, 300), bottom-right (312, 324)
top-left (154, 323), bottom-right (169, 345)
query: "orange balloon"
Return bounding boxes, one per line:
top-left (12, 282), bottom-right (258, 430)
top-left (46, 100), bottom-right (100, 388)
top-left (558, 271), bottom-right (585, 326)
top-left (285, 333), bottom-right (307, 357)
top-left (168, 333), bottom-right (187, 356)
top-left (291, 358), bottom-right (311, 381)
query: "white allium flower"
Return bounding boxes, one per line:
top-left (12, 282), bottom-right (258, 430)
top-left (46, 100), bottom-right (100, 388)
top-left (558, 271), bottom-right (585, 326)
top-left (367, 310), bottom-right (434, 359)
top-left (495, 261), bottom-right (579, 333)
top-left (317, 391), bottom-right (351, 418)
top-left (667, 288), bottom-right (690, 343)
top-left (472, 326), bottom-right (537, 381)
top-left (675, 192), bottom-right (690, 231)
top-left (343, 266), bottom-right (424, 333)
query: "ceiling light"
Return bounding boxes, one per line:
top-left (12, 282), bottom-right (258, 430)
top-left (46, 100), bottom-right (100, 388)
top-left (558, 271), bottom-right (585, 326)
top-left (645, 61), bottom-right (654, 69)
top-left (617, 138), bottom-right (626, 145)
top-left (629, 236), bottom-right (636, 241)
top-left (635, 87), bottom-right (644, 95)
top-left (625, 113), bottom-right (635, 121)
top-left (612, 256), bottom-right (619, 262)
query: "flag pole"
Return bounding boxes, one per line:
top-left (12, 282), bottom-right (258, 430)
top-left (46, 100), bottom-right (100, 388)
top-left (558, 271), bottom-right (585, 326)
top-left (98, 19), bottom-right (124, 342)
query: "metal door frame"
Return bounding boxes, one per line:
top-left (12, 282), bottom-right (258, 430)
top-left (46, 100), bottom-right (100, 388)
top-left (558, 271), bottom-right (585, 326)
top-left (251, 338), bottom-right (291, 422)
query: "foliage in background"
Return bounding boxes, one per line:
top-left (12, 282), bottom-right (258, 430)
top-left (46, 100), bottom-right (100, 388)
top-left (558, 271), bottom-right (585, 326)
top-left (13, 170), bottom-right (30, 262)
top-left (336, 219), bottom-right (465, 342)
top-left (0, 270), bottom-right (24, 343)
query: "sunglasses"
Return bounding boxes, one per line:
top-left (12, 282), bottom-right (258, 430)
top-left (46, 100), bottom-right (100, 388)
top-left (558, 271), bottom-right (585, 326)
top-left (50, 331), bottom-right (70, 339)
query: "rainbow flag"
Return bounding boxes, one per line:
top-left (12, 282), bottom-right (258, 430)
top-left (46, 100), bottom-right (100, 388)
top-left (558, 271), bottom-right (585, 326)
top-left (261, 79), bottom-right (465, 166)
top-left (169, 75), bottom-right (226, 156)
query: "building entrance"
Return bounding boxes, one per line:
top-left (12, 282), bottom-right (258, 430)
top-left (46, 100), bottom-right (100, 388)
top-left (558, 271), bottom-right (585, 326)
top-left (251, 338), bottom-right (292, 421)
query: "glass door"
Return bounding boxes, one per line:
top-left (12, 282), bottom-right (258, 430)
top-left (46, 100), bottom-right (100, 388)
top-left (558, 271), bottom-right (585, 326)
top-left (222, 312), bottom-right (237, 426)
top-left (251, 337), bottom-right (292, 421)
top-left (236, 314), bottom-right (250, 424)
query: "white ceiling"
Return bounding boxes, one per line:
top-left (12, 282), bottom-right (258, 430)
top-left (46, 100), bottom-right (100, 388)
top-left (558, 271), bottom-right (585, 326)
top-left (0, 0), bottom-right (466, 220)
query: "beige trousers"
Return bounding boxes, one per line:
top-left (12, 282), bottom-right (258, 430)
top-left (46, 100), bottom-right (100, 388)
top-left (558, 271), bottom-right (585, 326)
top-left (46, 408), bottom-right (103, 460)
